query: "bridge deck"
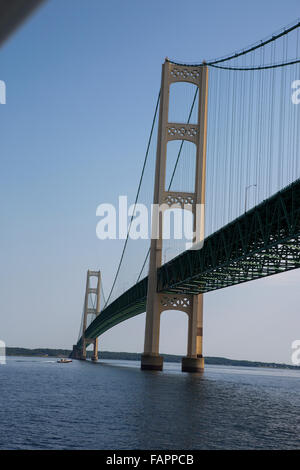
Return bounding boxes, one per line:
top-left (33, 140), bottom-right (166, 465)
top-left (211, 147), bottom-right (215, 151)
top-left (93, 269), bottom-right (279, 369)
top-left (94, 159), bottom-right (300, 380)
top-left (81, 178), bottom-right (300, 344)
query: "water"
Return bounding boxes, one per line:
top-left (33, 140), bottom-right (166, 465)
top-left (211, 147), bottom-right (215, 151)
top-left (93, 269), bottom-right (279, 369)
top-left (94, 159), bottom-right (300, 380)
top-left (1, 357), bottom-right (300, 449)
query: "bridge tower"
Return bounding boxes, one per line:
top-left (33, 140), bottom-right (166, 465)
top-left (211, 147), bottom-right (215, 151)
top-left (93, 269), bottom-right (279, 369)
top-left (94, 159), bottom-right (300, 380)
top-left (72, 270), bottom-right (101, 361)
top-left (141, 60), bottom-right (208, 372)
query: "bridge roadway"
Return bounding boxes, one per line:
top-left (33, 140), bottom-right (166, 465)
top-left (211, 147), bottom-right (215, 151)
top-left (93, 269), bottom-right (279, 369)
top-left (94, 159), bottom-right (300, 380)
top-left (79, 178), bottom-right (300, 346)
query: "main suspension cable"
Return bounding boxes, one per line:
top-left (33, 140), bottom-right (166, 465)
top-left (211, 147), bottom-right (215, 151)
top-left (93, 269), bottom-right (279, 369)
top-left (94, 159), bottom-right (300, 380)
top-left (209, 57), bottom-right (300, 70)
top-left (168, 19), bottom-right (300, 66)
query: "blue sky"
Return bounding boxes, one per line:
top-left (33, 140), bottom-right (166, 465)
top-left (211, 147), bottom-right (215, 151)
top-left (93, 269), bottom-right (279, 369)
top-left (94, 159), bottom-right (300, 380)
top-left (1, 0), bottom-right (300, 363)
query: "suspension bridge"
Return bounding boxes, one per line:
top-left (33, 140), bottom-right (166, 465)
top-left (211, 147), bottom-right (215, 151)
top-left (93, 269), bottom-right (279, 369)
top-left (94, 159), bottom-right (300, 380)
top-left (71, 20), bottom-right (300, 372)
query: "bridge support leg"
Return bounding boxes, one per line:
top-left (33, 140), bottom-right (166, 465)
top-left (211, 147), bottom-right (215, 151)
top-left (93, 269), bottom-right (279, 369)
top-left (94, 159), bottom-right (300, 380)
top-left (71, 344), bottom-right (82, 360)
top-left (81, 339), bottom-right (87, 360)
top-left (92, 338), bottom-right (98, 362)
top-left (141, 353), bottom-right (163, 371)
top-left (141, 293), bottom-right (164, 370)
top-left (182, 294), bottom-right (204, 372)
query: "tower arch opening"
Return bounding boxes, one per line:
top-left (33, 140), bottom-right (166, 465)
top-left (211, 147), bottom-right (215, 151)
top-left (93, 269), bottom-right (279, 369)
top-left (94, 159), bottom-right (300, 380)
top-left (169, 81), bottom-right (199, 124)
top-left (159, 309), bottom-right (189, 357)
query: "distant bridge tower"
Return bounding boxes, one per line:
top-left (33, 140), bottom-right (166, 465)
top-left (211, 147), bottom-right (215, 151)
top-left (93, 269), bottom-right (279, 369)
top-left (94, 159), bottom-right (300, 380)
top-left (141, 60), bottom-right (208, 372)
top-left (72, 270), bottom-right (101, 361)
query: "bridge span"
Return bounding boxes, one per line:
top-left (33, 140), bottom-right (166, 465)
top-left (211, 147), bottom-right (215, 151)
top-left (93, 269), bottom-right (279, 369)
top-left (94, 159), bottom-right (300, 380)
top-left (74, 177), bottom-right (300, 357)
top-left (72, 21), bottom-right (300, 371)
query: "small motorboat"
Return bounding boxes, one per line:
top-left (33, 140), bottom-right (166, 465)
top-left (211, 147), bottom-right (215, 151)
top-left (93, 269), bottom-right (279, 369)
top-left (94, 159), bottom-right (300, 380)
top-left (57, 358), bottom-right (72, 363)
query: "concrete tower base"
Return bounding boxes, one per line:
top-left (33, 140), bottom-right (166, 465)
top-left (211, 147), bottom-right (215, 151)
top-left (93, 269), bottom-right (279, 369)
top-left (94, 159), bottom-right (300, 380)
top-left (182, 356), bottom-right (205, 373)
top-left (141, 354), bottom-right (163, 371)
top-left (71, 344), bottom-right (82, 360)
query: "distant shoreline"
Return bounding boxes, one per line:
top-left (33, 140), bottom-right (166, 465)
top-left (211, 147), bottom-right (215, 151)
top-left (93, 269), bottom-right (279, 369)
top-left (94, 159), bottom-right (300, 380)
top-left (6, 347), bottom-right (300, 370)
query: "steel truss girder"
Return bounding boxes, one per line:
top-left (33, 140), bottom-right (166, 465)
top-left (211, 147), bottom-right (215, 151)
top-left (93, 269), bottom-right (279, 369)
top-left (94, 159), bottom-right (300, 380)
top-left (79, 178), bottom-right (300, 344)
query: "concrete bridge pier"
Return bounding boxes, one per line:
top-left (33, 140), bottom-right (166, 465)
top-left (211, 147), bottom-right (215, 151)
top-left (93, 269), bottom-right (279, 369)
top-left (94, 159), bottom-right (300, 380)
top-left (71, 344), bottom-right (82, 360)
top-left (72, 338), bottom-right (98, 361)
top-left (141, 353), bottom-right (164, 371)
top-left (141, 292), bottom-right (204, 372)
top-left (91, 338), bottom-right (98, 362)
top-left (182, 294), bottom-right (204, 372)
top-left (141, 289), bottom-right (164, 370)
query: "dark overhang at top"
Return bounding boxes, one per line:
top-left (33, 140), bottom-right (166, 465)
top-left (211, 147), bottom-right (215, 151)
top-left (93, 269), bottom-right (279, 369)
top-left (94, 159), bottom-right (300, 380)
top-left (0, 0), bottom-right (45, 47)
